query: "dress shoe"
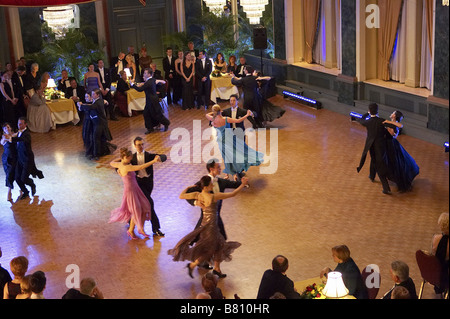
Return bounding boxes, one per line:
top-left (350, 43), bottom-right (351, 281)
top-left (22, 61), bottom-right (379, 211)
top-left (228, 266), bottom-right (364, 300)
top-left (382, 190), bottom-right (392, 195)
top-left (213, 270), bottom-right (227, 278)
top-left (37, 171), bottom-right (44, 179)
top-left (145, 129), bottom-right (154, 135)
top-left (187, 263), bottom-right (194, 278)
top-left (31, 184), bottom-right (36, 196)
top-left (369, 177), bottom-right (375, 183)
top-left (163, 125), bottom-right (169, 132)
top-left (19, 192), bottom-right (30, 200)
top-left (153, 230), bottom-right (165, 237)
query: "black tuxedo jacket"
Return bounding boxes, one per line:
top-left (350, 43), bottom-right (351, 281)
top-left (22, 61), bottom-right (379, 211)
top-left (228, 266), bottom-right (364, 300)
top-left (162, 56), bottom-right (176, 80)
top-left (95, 67), bottom-right (112, 90)
top-left (235, 64), bottom-right (247, 78)
top-left (11, 128), bottom-right (39, 175)
top-left (110, 57), bottom-right (128, 80)
top-left (221, 107), bottom-right (247, 131)
top-left (130, 151), bottom-right (158, 181)
top-left (11, 72), bottom-right (25, 98)
top-left (66, 86), bottom-right (86, 103)
top-left (231, 75), bottom-right (259, 110)
top-left (256, 270), bottom-right (301, 299)
top-left (356, 113), bottom-right (389, 175)
top-left (79, 98), bottom-right (107, 125)
top-left (132, 78), bottom-right (159, 107)
top-left (195, 58), bottom-right (213, 81)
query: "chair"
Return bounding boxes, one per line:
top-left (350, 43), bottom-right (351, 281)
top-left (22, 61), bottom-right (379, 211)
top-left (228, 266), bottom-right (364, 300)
top-left (415, 249), bottom-right (448, 299)
top-left (361, 265), bottom-right (381, 299)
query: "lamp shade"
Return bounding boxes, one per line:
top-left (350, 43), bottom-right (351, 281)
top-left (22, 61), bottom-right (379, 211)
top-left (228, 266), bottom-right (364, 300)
top-left (124, 68), bottom-right (132, 78)
top-left (322, 272), bottom-right (349, 298)
top-left (47, 78), bottom-right (56, 88)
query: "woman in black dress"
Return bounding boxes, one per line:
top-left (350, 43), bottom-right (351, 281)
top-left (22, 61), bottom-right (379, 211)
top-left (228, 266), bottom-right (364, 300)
top-left (1, 123), bottom-right (17, 201)
top-left (181, 52), bottom-right (195, 110)
top-left (383, 111), bottom-right (420, 192)
top-left (256, 72), bottom-right (285, 126)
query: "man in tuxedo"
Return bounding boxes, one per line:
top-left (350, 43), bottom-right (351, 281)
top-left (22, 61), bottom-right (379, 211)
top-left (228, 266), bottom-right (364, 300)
top-left (162, 47), bottom-right (176, 105)
top-left (132, 68), bottom-right (170, 134)
top-left (231, 66), bottom-right (263, 128)
top-left (356, 103), bottom-right (391, 195)
top-left (130, 136), bottom-right (165, 236)
top-left (110, 52), bottom-right (127, 81)
top-left (11, 66), bottom-right (27, 120)
top-left (195, 50), bottom-right (212, 110)
top-left (10, 117), bottom-right (44, 200)
top-left (235, 57), bottom-right (247, 78)
top-left (187, 41), bottom-right (199, 59)
top-left (57, 69), bottom-right (71, 94)
top-left (66, 78), bottom-right (86, 103)
top-left (221, 94), bottom-right (256, 131)
top-left (257, 255), bottom-right (301, 299)
top-left (96, 59), bottom-right (117, 121)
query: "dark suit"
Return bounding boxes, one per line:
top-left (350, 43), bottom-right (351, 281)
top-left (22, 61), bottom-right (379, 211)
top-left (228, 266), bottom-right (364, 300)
top-left (235, 64), bottom-right (247, 78)
top-left (66, 85), bottom-right (86, 103)
top-left (110, 57), bottom-right (127, 81)
top-left (132, 78), bottom-right (170, 130)
top-left (382, 277), bottom-right (418, 299)
top-left (195, 58), bottom-right (213, 108)
top-left (11, 73), bottom-right (27, 120)
top-left (96, 67), bottom-right (115, 119)
top-left (162, 55), bottom-right (176, 104)
top-left (256, 270), bottom-right (301, 299)
top-left (131, 151), bottom-right (164, 233)
top-left (356, 113), bottom-right (391, 193)
top-left (231, 75), bottom-right (263, 128)
top-left (222, 106), bottom-right (248, 131)
top-left (334, 258), bottom-right (369, 299)
top-left (57, 77), bottom-right (71, 94)
top-left (11, 127), bottom-right (43, 195)
top-left (79, 98), bottom-right (110, 157)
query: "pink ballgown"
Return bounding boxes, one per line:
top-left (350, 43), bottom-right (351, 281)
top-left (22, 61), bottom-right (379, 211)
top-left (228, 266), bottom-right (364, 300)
top-left (109, 171), bottom-right (151, 231)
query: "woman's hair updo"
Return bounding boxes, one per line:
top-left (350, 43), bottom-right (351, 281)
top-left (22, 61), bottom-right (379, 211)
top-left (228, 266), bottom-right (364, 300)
top-left (200, 175), bottom-right (212, 189)
top-left (120, 147), bottom-right (132, 159)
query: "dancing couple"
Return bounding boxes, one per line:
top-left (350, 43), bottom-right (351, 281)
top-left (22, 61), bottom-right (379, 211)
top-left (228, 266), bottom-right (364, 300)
top-left (356, 103), bottom-right (419, 194)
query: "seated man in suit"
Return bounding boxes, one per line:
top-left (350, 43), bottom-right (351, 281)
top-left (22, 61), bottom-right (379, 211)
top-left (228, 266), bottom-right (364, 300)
top-left (96, 59), bottom-right (118, 121)
top-left (66, 78), bottom-right (86, 103)
top-left (257, 255), bottom-right (301, 299)
top-left (235, 57), bottom-right (247, 78)
top-left (57, 69), bottom-right (71, 94)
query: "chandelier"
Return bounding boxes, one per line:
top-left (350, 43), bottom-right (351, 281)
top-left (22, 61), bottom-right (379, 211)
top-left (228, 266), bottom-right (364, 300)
top-left (42, 5), bottom-right (78, 37)
top-left (241, 0), bottom-right (269, 25)
top-left (204, 0), bottom-right (226, 16)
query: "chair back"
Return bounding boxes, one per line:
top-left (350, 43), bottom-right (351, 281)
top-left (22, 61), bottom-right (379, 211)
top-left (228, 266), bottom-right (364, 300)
top-left (415, 250), bottom-right (442, 286)
top-left (361, 265), bottom-right (381, 299)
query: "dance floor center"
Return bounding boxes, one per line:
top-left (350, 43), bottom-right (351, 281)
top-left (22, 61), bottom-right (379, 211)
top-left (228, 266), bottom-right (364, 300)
top-left (0, 95), bottom-right (448, 299)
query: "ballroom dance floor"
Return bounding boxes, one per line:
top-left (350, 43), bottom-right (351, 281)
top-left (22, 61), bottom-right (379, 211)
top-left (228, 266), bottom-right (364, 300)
top-left (0, 95), bottom-right (448, 300)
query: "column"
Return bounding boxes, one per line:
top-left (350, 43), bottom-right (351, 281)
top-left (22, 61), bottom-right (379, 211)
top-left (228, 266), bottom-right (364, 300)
top-left (405, 0), bottom-right (423, 88)
top-left (272, 0), bottom-right (286, 61)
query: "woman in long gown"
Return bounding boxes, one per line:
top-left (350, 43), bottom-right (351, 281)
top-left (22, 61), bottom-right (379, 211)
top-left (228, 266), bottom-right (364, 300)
top-left (256, 72), bottom-right (286, 125)
top-left (168, 175), bottom-right (248, 278)
top-left (383, 111), bottom-right (420, 192)
top-left (173, 51), bottom-right (184, 105)
top-left (206, 105), bottom-right (264, 179)
top-left (84, 63), bottom-right (103, 95)
top-left (109, 147), bottom-right (161, 239)
top-left (27, 73), bottom-right (55, 133)
top-left (1, 123), bottom-right (17, 201)
top-left (181, 53), bottom-right (195, 110)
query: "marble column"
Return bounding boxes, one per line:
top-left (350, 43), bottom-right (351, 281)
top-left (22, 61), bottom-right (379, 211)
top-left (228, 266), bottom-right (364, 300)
top-left (337, 0), bottom-right (358, 106)
top-left (427, 0), bottom-right (449, 134)
top-left (272, 0), bottom-right (286, 61)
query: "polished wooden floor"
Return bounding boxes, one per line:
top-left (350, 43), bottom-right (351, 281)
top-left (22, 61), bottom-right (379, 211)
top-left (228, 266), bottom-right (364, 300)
top-left (0, 95), bottom-right (448, 300)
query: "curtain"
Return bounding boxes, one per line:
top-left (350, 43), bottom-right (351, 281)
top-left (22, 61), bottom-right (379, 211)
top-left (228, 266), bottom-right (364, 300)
top-left (377, 0), bottom-right (403, 80)
top-left (314, 1), bottom-right (326, 66)
top-left (425, 0), bottom-right (434, 54)
top-left (303, 0), bottom-right (321, 64)
top-left (390, 1), bottom-right (407, 83)
top-left (420, 0), bottom-right (433, 89)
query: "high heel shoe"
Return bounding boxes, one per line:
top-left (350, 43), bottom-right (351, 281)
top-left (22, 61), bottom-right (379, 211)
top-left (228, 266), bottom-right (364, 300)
top-left (127, 230), bottom-right (138, 240)
top-left (187, 263), bottom-right (194, 278)
top-left (138, 230), bottom-right (150, 238)
top-left (213, 269), bottom-right (227, 278)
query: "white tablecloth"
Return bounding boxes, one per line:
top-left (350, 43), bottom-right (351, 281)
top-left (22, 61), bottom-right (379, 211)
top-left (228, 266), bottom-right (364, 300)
top-left (46, 99), bottom-right (80, 125)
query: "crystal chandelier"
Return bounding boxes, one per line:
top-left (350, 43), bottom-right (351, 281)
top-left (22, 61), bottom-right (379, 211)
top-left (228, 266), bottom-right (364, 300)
top-left (42, 5), bottom-right (78, 37)
top-left (241, 0), bottom-right (269, 24)
top-left (204, 0), bottom-right (226, 16)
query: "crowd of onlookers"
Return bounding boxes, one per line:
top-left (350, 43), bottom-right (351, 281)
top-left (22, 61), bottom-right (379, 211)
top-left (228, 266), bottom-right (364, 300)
top-left (1, 212), bottom-right (447, 300)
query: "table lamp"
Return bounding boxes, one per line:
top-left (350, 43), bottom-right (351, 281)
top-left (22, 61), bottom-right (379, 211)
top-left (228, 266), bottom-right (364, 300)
top-left (47, 78), bottom-right (56, 89)
top-left (322, 272), bottom-right (349, 298)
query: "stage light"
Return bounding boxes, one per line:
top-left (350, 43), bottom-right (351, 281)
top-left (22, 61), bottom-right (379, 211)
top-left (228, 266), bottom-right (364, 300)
top-left (282, 90), bottom-right (321, 109)
top-left (445, 142), bottom-right (449, 153)
top-left (350, 112), bottom-right (370, 121)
